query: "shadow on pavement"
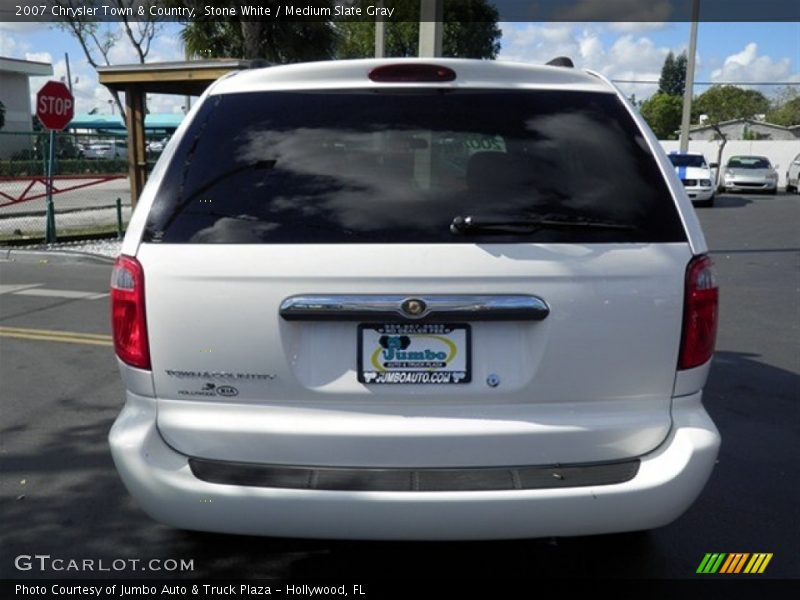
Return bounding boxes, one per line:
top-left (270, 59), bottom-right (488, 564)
top-left (712, 195), bottom-right (754, 208)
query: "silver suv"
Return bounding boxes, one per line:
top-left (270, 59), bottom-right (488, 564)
top-left (109, 59), bottom-right (720, 540)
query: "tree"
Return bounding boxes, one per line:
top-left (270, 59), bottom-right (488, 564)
top-left (336, 0), bottom-right (501, 59)
top-left (640, 92), bottom-right (683, 139)
top-left (178, 1), bottom-right (338, 62)
top-left (710, 123), bottom-right (727, 187)
top-left (54, 0), bottom-right (158, 118)
top-left (658, 51), bottom-right (688, 97)
top-left (766, 87), bottom-right (800, 126)
top-left (767, 97), bottom-right (800, 126)
top-left (694, 85), bottom-right (770, 124)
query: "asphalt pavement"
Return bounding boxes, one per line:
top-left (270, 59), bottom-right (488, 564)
top-left (1, 192), bottom-right (798, 581)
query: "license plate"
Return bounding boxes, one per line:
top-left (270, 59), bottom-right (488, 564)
top-left (358, 323), bottom-right (471, 384)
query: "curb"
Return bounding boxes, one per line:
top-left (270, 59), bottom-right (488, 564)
top-left (1, 248), bottom-right (115, 265)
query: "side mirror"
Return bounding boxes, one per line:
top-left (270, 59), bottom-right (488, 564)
top-left (774, 164), bottom-right (779, 170)
top-left (709, 162), bottom-right (719, 169)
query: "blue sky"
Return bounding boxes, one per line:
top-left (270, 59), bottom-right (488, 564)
top-left (1, 20), bottom-right (798, 114)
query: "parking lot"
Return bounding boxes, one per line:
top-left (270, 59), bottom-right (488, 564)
top-left (1, 192), bottom-right (798, 580)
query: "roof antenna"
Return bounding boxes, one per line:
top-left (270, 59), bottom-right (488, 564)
top-left (546, 56), bottom-right (574, 68)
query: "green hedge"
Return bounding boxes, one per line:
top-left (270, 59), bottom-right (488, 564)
top-left (0, 159), bottom-right (128, 177)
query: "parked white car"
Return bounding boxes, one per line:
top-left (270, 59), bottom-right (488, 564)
top-left (786, 152), bottom-right (800, 194)
top-left (85, 140), bottom-right (128, 160)
top-left (146, 136), bottom-right (170, 155)
top-left (667, 152), bottom-right (716, 207)
top-left (109, 58), bottom-right (720, 540)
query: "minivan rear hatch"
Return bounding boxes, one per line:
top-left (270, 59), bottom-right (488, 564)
top-left (138, 86), bottom-right (690, 468)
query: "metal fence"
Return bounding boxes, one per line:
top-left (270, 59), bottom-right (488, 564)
top-left (0, 130), bottom-right (164, 244)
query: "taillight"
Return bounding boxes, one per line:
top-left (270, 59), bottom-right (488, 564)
top-left (110, 255), bottom-right (150, 370)
top-left (678, 255), bottom-right (719, 370)
top-left (369, 64), bottom-right (456, 83)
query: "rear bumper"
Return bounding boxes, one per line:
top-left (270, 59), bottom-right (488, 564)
top-left (109, 392), bottom-right (719, 540)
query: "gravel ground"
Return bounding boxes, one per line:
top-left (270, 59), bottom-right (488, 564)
top-left (5, 238), bottom-right (122, 259)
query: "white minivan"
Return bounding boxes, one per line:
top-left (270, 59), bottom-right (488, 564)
top-left (109, 58), bottom-right (720, 540)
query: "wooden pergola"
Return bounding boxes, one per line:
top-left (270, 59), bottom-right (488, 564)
top-left (97, 60), bottom-right (260, 205)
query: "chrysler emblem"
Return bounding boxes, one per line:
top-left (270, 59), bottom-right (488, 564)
top-left (401, 298), bottom-right (426, 317)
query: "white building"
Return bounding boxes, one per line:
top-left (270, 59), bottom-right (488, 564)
top-left (688, 118), bottom-right (800, 141)
top-left (0, 56), bottom-right (54, 159)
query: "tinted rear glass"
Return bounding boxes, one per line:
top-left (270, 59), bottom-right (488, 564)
top-left (144, 90), bottom-right (685, 244)
top-left (668, 154), bottom-right (707, 168)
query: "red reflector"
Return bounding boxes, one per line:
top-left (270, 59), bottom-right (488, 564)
top-left (110, 255), bottom-right (150, 370)
top-left (369, 64), bottom-right (456, 83)
top-left (678, 255), bottom-right (719, 370)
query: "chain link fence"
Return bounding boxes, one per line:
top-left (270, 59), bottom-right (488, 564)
top-left (0, 130), bottom-right (164, 244)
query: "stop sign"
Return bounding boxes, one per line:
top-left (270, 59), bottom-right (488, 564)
top-left (36, 81), bottom-right (74, 131)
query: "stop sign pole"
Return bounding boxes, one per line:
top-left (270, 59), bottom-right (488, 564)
top-left (36, 81), bottom-right (74, 243)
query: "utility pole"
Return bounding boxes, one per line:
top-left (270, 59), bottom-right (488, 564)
top-left (375, 0), bottom-right (385, 57)
top-left (418, 0), bottom-right (443, 57)
top-left (679, 0), bottom-right (700, 153)
top-left (64, 53), bottom-right (73, 94)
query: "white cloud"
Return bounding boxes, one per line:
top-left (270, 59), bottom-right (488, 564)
top-left (21, 27), bottom-right (187, 116)
top-left (24, 51), bottom-right (52, 64)
top-left (711, 42), bottom-right (798, 84)
top-left (500, 23), bottom-right (589, 64)
top-left (499, 24), bottom-right (681, 99)
top-left (609, 22), bottom-right (669, 33)
top-left (607, 35), bottom-right (671, 76)
top-left (147, 94), bottom-right (191, 114)
top-left (0, 32), bottom-right (27, 57)
top-left (4, 22), bottom-right (190, 123)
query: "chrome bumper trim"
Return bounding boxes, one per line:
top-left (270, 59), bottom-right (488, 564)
top-left (279, 294), bottom-right (550, 322)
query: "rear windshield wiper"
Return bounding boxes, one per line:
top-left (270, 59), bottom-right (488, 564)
top-left (450, 215), bottom-right (637, 235)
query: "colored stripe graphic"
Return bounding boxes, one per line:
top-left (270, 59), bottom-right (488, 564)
top-left (698, 552), bottom-right (773, 574)
top-left (719, 554), bottom-right (736, 573)
top-left (696, 553), bottom-right (713, 573)
top-left (678, 166), bottom-right (687, 180)
top-left (720, 553), bottom-right (750, 573)
top-left (733, 553), bottom-right (751, 574)
top-left (697, 553), bottom-right (727, 574)
top-left (744, 553), bottom-right (773, 574)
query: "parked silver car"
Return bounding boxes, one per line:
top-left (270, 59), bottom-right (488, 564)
top-left (722, 155), bottom-right (779, 194)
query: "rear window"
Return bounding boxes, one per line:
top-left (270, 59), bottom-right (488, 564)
top-left (668, 154), bottom-right (707, 168)
top-left (144, 90), bottom-right (685, 244)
